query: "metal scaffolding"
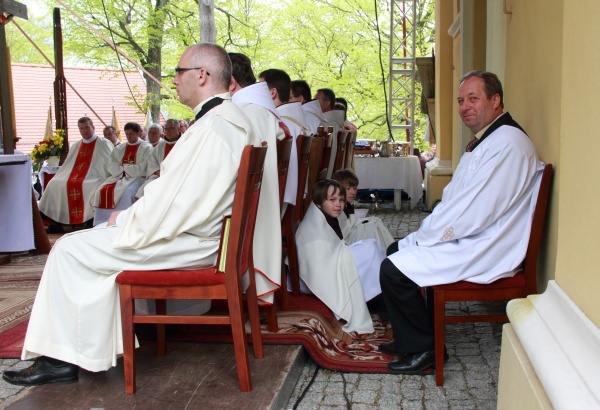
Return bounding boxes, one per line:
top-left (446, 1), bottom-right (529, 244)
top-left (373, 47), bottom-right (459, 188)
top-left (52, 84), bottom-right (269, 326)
top-left (388, 0), bottom-right (416, 147)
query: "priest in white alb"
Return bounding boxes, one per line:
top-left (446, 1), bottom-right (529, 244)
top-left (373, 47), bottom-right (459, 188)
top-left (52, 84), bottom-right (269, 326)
top-left (2, 43), bottom-right (260, 386)
top-left (38, 117), bottom-right (113, 228)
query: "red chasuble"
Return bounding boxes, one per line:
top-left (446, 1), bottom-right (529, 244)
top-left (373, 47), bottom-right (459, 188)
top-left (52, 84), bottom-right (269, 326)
top-left (66, 139), bottom-right (97, 224)
top-left (164, 142), bottom-right (175, 158)
top-left (97, 144), bottom-right (140, 209)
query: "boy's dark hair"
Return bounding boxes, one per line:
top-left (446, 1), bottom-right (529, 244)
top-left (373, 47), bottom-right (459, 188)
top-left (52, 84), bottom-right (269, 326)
top-left (312, 179), bottom-right (346, 206)
top-left (124, 122), bottom-right (141, 133)
top-left (291, 80), bottom-right (312, 102)
top-left (331, 169), bottom-right (359, 188)
top-left (259, 69), bottom-right (291, 102)
top-left (228, 52), bottom-right (256, 87)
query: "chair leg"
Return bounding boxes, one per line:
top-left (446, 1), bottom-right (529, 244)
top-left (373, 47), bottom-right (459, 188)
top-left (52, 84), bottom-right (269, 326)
top-left (246, 266), bottom-right (264, 358)
top-left (118, 284), bottom-right (136, 394)
top-left (433, 289), bottom-right (446, 386)
top-left (156, 299), bottom-right (166, 356)
top-left (278, 260), bottom-right (290, 311)
top-left (283, 208), bottom-right (301, 296)
top-left (266, 304), bottom-right (278, 333)
top-left (227, 292), bottom-right (252, 392)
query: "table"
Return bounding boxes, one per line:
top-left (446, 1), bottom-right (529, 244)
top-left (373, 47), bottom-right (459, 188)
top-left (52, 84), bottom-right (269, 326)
top-left (0, 154), bottom-right (34, 252)
top-left (354, 155), bottom-right (424, 209)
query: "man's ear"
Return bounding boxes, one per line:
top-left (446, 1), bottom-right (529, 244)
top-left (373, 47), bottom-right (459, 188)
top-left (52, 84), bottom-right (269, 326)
top-left (228, 77), bottom-right (238, 94)
top-left (492, 93), bottom-right (501, 109)
top-left (269, 87), bottom-right (277, 100)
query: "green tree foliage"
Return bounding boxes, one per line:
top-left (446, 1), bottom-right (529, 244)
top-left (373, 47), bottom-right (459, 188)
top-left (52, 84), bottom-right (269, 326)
top-left (7, 0), bottom-right (435, 145)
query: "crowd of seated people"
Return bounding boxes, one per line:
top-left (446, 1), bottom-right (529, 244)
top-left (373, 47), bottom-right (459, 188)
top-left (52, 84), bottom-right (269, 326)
top-left (38, 115), bottom-right (192, 232)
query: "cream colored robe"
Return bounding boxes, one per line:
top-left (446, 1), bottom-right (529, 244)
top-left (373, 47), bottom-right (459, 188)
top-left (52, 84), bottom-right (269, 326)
top-left (296, 202), bottom-right (374, 334)
top-left (324, 110), bottom-right (345, 178)
top-left (22, 95), bottom-right (260, 371)
top-left (91, 139), bottom-right (152, 209)
top-left (232, 83), bottom-right (284, 304)
top-left (38, 135), bottom-right (113, 224)
top-left (302, 100), bottom-right (328, 135)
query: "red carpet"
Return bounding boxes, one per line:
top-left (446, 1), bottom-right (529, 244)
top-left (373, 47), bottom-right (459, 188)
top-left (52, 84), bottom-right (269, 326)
top-left (0, 295), bottom-right (402, 374)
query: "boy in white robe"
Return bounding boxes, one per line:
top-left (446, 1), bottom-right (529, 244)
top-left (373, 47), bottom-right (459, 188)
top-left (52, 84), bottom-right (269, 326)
top-left (296, 179), bottom-right (386, 335)
top-left (3, 43), bottom-right (261, 387)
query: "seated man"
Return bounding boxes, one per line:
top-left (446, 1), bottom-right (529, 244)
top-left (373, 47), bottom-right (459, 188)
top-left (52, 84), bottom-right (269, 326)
top-left (290, 80), bottom-right (328, 135)
top-left (146, 123), bottom-right (163, 147)
top-left (379, 71), bottom-right (544, 375)
top-left (229, 52), bottom-right (285, 305)
top-left (2, 42), bottom-right (260, 387)
top-left (38, 117), bottom-right (113, 228)
top-left (92, 122), bottom-right (152, 225)
top-left (102, 125), bottom-right (121, 147)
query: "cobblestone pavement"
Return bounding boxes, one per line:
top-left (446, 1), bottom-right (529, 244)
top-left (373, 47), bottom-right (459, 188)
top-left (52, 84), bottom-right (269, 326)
top-left (285, 198), bottom-right (503, 409)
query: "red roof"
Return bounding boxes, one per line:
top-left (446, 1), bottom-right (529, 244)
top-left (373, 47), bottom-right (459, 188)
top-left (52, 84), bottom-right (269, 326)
top-left (11, 63), bottom-right (161, 154)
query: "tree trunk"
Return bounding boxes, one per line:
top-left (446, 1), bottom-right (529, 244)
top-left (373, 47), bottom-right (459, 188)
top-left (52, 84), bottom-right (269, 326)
top-left (145, 0), bottom-right (169, 124)
top-left (199, 0), bottom-right (216, 43)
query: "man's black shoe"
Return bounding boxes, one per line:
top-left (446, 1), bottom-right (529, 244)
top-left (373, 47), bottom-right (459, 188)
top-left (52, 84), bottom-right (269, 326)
top-left (387, 350), bottom-right (435, 375)
top-left (378, 341), bottom-right (405, 356)
top-left (47, 223), bottom-right (64, 234)
top-left (2, 357), bottom-right (79, 386)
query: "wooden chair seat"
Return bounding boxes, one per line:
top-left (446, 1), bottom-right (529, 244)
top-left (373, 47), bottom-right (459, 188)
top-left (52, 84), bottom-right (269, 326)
top-left (116, 145), bottom-right (268, 394)
top-left (428, 163), bottom-right (553, 386)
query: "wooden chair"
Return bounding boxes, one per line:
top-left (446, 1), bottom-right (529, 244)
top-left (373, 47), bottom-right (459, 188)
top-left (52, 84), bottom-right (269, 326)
top-left (281, 135), bottom-right (313, 299)
top-left (428, 164), bottom-right (553, 386)
top-left (344, 130), bottom-right (356, 171)
top-left (115, 145), bottom-right (268, 394)
top-left (265, 137), bottom-right (293, 331)
top-left (304, 127), bottom-right (330, 213)
top-left (332, 130), bottom-right (348, 175)
top-left (319, 126), bottom-right (333, 178)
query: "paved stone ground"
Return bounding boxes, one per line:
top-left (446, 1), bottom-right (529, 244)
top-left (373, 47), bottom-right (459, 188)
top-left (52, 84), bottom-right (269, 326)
top-left (285, 198), bottom-right (503, 409)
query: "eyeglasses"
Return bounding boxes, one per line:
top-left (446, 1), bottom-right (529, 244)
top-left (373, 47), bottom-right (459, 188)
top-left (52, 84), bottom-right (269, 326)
top-left (174, 67), bottom-right (211, 76)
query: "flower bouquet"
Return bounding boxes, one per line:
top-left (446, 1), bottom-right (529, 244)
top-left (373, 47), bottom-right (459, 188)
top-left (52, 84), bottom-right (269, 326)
top-left (30, 129), bottom-right (65, 171)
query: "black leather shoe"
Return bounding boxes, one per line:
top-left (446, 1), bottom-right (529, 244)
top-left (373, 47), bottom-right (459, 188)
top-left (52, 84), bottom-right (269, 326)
top-left (378, 341), bottom-right (405, 356)
top-left (387, 350), bottom-right (435, 375)
top-left (2, 357), bottom-right (79, 386)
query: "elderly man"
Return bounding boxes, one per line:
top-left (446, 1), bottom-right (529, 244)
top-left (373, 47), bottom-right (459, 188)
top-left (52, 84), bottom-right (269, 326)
top-left (3, 43), bottom-right (260, 386)
top-left (229, 52), bottom-right (285, 305)
top-left (91, 122), bottom-right (152, 225)
top-left (146, 123), bottom-right (163, 147)
top-left (38, 117), bottom-right (113, 229)
top-left (379, 71), bottom-right (544, 375)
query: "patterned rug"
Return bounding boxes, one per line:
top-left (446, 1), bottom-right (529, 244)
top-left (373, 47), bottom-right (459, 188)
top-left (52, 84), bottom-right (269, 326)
top-left (0, 247), bottom-right (399, 373)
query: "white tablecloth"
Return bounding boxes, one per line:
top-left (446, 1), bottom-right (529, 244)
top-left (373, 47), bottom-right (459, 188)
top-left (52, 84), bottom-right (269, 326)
top-left (354, 155), bottom-right (423, 209)
top-left (0, 154), bottom-right (34, 252)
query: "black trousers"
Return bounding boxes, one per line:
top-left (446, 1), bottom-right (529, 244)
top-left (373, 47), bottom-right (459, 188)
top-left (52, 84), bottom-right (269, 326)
top-left (379, 242), bottom-right (434, 354)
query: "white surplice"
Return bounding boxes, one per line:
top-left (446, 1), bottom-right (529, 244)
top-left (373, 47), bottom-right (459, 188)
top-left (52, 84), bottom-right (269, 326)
top-left (388, 122), bottom-right (544, 286)
top-left (302, 100), bottom-right (328, 135)
top-left (232, 82), bottom-right (284, 304)
top-left (295, 202), bottom-right (374, 334)
top-left (38, 135), bottom-right (113, 224)
top-left (22, 95), bottom-right (260, 372)
top-left (338, 211), bottom-right (395, 250)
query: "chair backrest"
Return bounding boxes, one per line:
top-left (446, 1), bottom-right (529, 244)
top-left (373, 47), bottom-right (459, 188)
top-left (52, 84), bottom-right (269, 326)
top-left (222, 145), bottom-right (267, 278)
top-left (305, 134), bottom-right (324, 213)
top-left (276, 137), bottom-right (293, 207)
top-left (332, 130), bottom-right (348, 174)
top-left (294, 135), bottom-right (313, 223)
top-left (344, 130), bottom-right (356, 170)
top-left (522, 163), bottom-right (553, 295)
top-left (318, 128), bottom-right (333, 178)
